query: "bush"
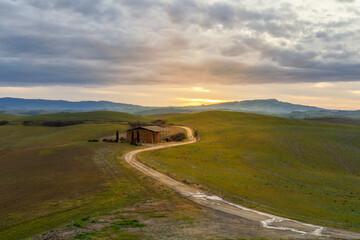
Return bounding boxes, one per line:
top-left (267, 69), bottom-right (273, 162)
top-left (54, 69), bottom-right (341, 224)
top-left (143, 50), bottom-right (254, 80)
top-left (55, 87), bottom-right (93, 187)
top-left (151, 119), bottom-right (167, 126)
top-left (168, 132), bottom-right (186, 142)
top-left (23, 120), bottom-right (39, 126)
top-left (0, 120), bottom-right (9, 126)
top-left (194, 129), bottom-right (199, 138)
top-left (41, 120), bottom-right (84, 127)
top-left (128, 121), bottom-right (149, 128)
top-left (128, 119), bottom-right (168, 128)
top-left (23, 120), bottom-right (84, 127)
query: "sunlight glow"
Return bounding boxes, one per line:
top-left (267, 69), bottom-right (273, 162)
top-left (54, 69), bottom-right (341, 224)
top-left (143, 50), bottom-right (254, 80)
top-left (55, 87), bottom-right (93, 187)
top-left (192, 87), bottom-right (210, 92)
top-left (313, 82), bottom-right (335, 88)
top-left (349, 90), bottom-right (360, 95)
top-left (177, 98), bottom-right (229, 106)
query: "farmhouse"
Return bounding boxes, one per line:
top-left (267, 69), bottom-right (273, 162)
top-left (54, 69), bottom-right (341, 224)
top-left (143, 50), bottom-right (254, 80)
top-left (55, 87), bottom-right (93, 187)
top-left (127, 126), bottom-right (168, 144)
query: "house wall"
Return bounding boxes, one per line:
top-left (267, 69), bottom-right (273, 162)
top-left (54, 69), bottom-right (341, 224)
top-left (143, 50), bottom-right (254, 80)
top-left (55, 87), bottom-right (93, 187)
top-left (127, 129), bottom-right (161, 143)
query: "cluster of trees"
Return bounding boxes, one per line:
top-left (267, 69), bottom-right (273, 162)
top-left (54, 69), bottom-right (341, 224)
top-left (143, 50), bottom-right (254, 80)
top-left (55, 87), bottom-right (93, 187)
top-left (128, 121), bottom-right (148, 128)
top-left (23, 120), bottom-right (84, 127)
top-left (167, 132), bottom-right (186, 142)
top-left (128, 119), bottom-right (169, 128)
top-left (150, 119), bottom-right (168, 126)
top-left (0, 120), bottom-right (9, 125)
top-left (194, 129), bottom-right (199, 139)
top-left (101, 130), bottom-right (124, 143)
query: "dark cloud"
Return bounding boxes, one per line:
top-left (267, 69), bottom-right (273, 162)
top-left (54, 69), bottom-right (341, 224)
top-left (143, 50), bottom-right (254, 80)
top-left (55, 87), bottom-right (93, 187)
top-left (0, 0), bottom-right (359, 87)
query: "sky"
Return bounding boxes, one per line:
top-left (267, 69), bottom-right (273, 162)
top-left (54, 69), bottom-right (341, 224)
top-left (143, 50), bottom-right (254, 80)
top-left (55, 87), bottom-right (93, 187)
top-left (0, 0), bottom-right (360, 109)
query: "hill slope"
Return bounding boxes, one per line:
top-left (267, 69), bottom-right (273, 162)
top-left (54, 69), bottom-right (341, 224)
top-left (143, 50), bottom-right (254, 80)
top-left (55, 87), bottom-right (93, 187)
top-left (139, 111), bottom-right (360, 230)
top-left (0, 97), bottom-right (325, 115)
top-left (201, 99), bottom-right (323, 113)
top-left (0, 113), bottom-right (202, 240)
top-left (0, 97), bottom-right (149, 113)
top-left (0, 111), bottom-right (151, 122)
top-left (2, 97), bottom-right (359, 119)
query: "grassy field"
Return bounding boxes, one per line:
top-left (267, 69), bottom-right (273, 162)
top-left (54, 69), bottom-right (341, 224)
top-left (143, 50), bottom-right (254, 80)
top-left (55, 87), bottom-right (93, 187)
top-left (146, 113), bottom-right (186, 119)
top-left (306, 117), bottom-right (360, 126)
top-left (139, 111), bottom-right (360, 231)
top-left (0, 122), bottom-right (131, 238)
top-left (0, 111), bottom-right (150, 122)
top-left (1, 111), bottom-right (243, 240)
top-left (3, 110), bottom-right (360, 238)
top-left (0, 114), bottom-right (17, 121)
top-left (0, 111), bottom-right (156, 239)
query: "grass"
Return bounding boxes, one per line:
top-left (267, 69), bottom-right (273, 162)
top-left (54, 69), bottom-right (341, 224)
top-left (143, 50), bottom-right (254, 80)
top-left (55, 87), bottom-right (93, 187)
top-left (146, 113), bottom-right (186, 119)
top-left (0, 114), bottom-right (17, 121)
top-left (139, 111), bottom-right (360, 231)
top-left (110, 219), bottom-right (146, 229)
top-left (1, 110), bottom-right (281, 239)
top-left (74, 232), bottom-right (96, 239)
top-left (0, 123), bottom-right (132, 238)
top-left (0, 111), bottom-right (156, 239)
top-left (76, 230), bottom-right (141, 240)
top-left (305, 117), bottom-right (360, 126)
top-left (0, 111), bottom-right (151, 122)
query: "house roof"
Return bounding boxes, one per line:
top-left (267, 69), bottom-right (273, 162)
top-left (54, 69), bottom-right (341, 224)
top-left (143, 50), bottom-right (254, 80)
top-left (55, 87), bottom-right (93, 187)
top-left (127, 126), bottom-right (167, 132)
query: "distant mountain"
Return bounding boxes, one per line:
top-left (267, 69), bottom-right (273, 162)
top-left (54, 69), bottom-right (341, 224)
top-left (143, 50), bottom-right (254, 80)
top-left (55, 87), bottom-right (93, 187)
top-left (1, 97), bottom-right (358, 119)
top-left (0, 97), bottom-right (150, 114)
top-left (133, 99), bottom-right (325, 115)
top-left (198, 99), bottom-right (324, 114)
top-left (283, 110), bottom-right (360, 119)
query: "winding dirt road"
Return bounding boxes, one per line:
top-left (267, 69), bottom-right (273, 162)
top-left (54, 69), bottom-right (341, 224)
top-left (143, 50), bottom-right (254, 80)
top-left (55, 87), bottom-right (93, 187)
top-left (123, 126), bottom-right (360, 239)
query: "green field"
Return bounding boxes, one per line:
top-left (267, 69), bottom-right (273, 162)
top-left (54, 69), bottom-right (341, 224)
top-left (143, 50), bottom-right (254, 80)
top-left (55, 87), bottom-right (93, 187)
top-left (0, 112), bottom-right (153, 239)
top-left (139, 111), bottom-right (360, 231)
top-left (306, 117), bottom-right (360, 126)
top-left (3, 110), bottom-right (360, 238)
top-left (0, 111), bottom-right (150, 122)
top-left (0, 111), bottom-right (224, 240)
top-left (0, 122), bottom-right (130, 238)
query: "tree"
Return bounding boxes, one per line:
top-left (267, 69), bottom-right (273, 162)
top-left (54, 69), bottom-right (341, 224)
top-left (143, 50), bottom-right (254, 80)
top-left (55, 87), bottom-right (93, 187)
top-left (194, 129), bottom-right (199, 139)
top-left (115, 130), bottom-right (119, 142)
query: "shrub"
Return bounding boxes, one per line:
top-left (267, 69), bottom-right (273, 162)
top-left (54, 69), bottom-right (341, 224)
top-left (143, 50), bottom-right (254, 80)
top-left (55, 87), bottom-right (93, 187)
top-left (151, 119), bottom-right (167, 126)
top-left (0, 120), bottom-right (9, 126)
top-left (128, 121), bottom-right (149, 128)
top-left (168, 132), bottom-right (186, 142)
top-left (128, 119), bottom-right (168, 128)
top-left (75, 232), bottom-right (95, 240)
top-left (194, 129), bottom-right (199, 138)
top-left (23, 120), bottom-right (84, 127)
top-left (23, 120), bottom-right (40, 126)
top-left (110, 219), bottom-right (146, 229)
top-left (41, 120), bottom-right (84, 127)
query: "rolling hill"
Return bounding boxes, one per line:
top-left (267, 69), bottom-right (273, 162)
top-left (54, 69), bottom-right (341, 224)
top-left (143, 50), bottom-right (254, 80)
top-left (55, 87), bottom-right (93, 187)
top-left (0, 97), bottom-right (327, 115)
top-left (0, 111), bottom-right (151, 122)
top-left (197, 98), bottom-right (323, 113)
top-left (0, 112), bottom-right (204, 240)
top-left (0, 97), bottom-right (148, 113)
top-left (139, 111), bottom-right (360, 231)
top-left (2, 110), bottom-right (277, 240)
top-left (2, 97), bottom-right (360, 119)
top-left (0, 116), bottom-right (142, 239)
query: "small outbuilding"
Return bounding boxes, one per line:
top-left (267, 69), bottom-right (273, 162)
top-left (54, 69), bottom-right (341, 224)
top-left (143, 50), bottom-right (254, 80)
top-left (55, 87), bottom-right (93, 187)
top-left (127, 126), bottom-right (168, 144)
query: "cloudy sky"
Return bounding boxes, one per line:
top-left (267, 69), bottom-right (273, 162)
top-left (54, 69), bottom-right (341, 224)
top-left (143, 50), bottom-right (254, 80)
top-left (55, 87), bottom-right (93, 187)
top-left (0, 0), bottom-right (360, 109)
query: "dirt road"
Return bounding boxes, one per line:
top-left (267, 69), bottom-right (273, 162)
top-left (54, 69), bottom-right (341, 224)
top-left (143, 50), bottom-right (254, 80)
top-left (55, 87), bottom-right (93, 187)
top-left (123, 126), bottom-right (360, 239)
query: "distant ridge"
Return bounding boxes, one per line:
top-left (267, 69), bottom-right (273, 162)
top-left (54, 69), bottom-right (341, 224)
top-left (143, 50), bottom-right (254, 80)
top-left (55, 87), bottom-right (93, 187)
top-left (0, 97), bottom-right (359, 119)
top-left (0, 97), bottom-right (150, 114)
top-left (201, 99), bottom-right (323, 113)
